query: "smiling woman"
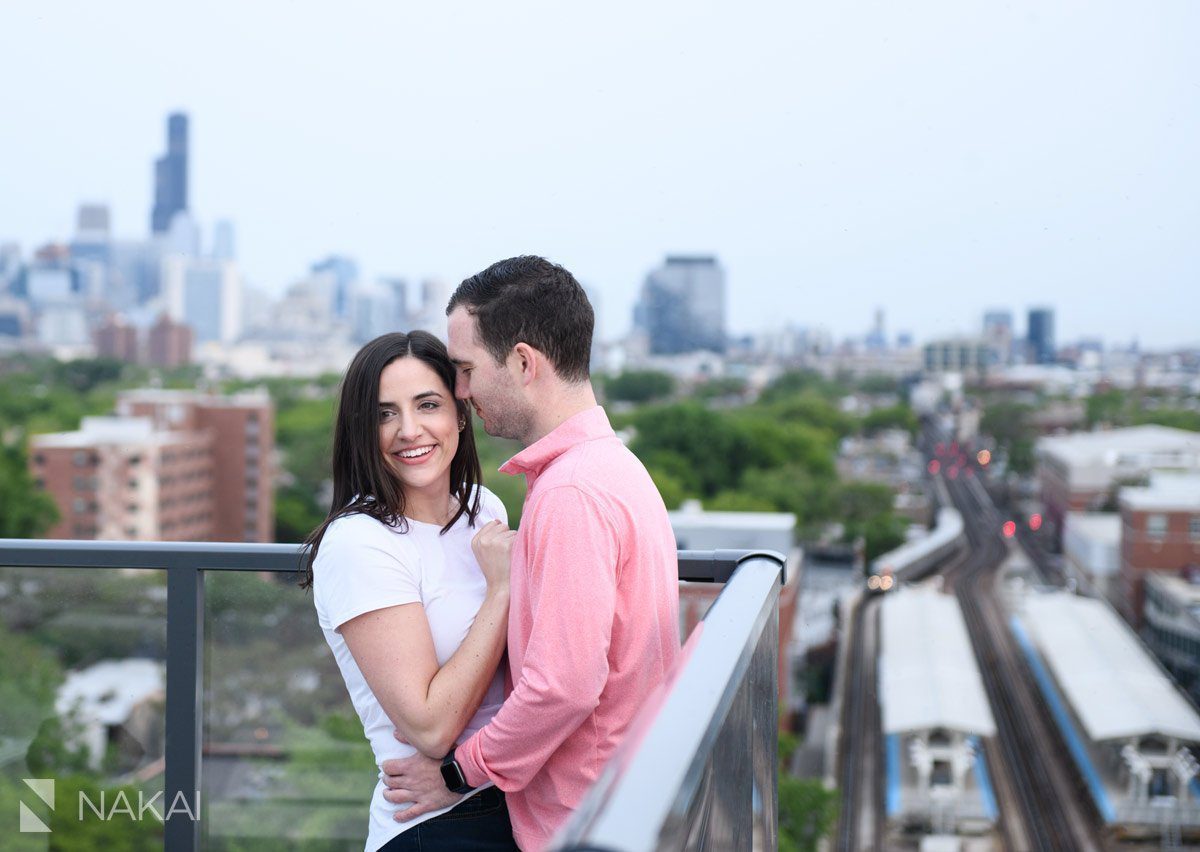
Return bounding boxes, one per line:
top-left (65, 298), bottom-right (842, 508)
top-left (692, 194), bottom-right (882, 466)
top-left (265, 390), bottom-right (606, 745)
top-left (300, 331), bottom-right (520, 852)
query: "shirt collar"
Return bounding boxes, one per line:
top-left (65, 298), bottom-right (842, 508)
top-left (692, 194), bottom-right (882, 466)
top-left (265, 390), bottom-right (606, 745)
top-left (500, 406), bottom-right (614, 476)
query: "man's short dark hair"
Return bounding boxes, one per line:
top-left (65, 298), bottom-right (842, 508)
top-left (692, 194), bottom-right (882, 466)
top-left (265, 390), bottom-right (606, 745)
top-left (447, 255), bottom-right (594, 383)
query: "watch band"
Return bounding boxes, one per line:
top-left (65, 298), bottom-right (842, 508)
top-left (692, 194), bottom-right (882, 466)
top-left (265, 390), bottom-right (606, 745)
top-left (440, 748), bottom-right (476, 795)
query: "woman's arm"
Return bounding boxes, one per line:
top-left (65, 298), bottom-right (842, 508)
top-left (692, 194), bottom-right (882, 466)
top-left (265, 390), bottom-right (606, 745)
top-left (339, 520), bottom-right (515, 758)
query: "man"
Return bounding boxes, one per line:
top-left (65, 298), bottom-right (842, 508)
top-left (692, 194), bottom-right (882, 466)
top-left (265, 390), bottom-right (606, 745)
top-left (380, 256), bottom-right (680, 851)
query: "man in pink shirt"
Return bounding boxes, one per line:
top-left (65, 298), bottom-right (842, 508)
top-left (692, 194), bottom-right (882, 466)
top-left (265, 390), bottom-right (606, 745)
top-left (380, 256), bottom-right (680, 851)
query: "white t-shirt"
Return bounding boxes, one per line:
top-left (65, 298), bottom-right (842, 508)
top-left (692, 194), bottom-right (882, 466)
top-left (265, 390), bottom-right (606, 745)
top-left (312, 487), bottom-right (508, 852)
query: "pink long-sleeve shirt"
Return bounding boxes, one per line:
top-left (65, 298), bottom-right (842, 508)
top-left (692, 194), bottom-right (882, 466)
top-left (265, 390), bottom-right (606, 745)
top-left (456, 405), bottom-right (680, 851)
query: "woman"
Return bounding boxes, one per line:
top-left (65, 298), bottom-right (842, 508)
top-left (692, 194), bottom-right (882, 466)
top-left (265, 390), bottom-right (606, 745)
top-left (303, 331), bottom-right (519, 852)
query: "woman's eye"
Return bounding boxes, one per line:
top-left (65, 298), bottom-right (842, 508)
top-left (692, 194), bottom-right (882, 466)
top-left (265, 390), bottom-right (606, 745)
top-left (379, 409), bottom-right (396, 421)
top-left (419, 401), bottom-right (439, 411)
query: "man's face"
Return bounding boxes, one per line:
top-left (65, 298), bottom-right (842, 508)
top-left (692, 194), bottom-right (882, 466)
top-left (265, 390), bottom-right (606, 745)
top-left (446, 307), bottom-right (534, 442)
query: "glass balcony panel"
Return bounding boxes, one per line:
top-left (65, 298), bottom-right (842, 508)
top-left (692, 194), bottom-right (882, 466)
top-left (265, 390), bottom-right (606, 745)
top-left (0, 565), bottom-right (167, 849)
top-left (200, 570), bottom-right (375, 851)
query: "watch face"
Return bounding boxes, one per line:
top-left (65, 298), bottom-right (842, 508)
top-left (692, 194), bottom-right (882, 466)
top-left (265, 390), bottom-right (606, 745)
top-left (440, 760), bottom-right (466, 791)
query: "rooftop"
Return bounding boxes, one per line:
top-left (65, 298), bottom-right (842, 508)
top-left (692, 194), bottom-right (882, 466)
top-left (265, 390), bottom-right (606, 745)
top-left (119, 387), bottom-right (271, 407)
top-left (31, 416), bottom-right (202, 448)
top-left (878, 586), bottom-right (996, 737)
top-left (1037, 424), bottom-right (1200, 470)
top-left (669, 500), bottom-right (796, 530)
top-left (1020, 591), bottom-right (1200, 743)
top-left (1119, 471), bottom-right (1200, 512)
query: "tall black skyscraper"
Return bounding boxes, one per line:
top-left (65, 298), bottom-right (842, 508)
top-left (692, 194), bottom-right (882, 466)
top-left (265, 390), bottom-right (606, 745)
top-left (151, 113), bottom-right (189, 234)
top-left (1027, 307), bottom-right (1056, 365)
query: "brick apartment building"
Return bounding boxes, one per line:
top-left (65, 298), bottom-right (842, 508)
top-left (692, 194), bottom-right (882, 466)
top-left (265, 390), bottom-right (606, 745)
top-left (1036, 425), bottom-right (1200, 538)
top-left (1117, 472), bottom-right (1200, 627)
top-left (669, 502), bottom-right (801, 729)
top-left (30, 388), bottom-right (273, 543)
top-left (92, 313), bottom-right (193, 368)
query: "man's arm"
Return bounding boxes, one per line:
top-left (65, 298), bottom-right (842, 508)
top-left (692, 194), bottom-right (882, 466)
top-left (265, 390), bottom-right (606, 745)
top-left (383, 485), bottom-right (619, 815)
top-left (458, 486), bottom-right (619, 788)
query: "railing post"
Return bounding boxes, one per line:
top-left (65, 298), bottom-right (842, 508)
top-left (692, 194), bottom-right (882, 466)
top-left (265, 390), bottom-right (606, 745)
top-left (164, 565), bottom-right (203, 851)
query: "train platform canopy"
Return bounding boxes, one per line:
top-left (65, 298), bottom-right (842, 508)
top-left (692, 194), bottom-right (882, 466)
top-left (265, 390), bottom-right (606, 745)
top-left (879, 587), bottom-right (996, 737)
top-left (1020, 592), bottom-right (1200, 744)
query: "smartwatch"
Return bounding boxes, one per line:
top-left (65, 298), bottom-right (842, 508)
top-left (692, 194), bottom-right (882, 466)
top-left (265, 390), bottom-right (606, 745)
top-left (440, 748), bottom-right (476, 795)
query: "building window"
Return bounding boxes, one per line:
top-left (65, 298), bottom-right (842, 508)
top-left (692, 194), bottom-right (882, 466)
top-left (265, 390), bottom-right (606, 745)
top-left (73, 451), bottom-right (95, 467)
top-left (72, 498), bottom-right (88, 514)
top-left (33, 454), bottom-right (45, 466)
top-left (1147, 514), bottom-right (1168, 540)
top-left (1191, 516), bottom-right (1200, 542)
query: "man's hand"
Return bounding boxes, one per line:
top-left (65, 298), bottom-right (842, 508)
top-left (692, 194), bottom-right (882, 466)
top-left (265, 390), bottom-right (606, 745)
top-left (381, 752), bottom-right (462, 822)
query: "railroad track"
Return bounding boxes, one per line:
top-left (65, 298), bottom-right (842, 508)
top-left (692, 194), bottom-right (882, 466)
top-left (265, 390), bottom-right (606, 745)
top-left (946, 468), bottom-right (1106, 852)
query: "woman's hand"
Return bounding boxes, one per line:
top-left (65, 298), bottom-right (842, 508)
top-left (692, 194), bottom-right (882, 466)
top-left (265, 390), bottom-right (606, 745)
top-left (471, 519), bottom-right (515, 592)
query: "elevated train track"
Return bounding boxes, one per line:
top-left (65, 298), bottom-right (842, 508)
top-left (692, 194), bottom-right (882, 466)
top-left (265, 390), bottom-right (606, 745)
top-left (944, 450), bottom-right (1108, 852)
top-left (835, 424), bottom-right (1109, 850)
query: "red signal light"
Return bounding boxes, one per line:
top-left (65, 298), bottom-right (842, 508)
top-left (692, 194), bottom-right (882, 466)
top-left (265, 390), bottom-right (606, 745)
top-left (1029, 513), bottom-right (1043, 531)
top-left (1003, 521), bottom-right (1016, 538)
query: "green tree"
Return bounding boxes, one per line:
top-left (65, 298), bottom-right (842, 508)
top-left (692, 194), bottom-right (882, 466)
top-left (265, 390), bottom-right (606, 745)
top-left (778, 777), bottom-right (839, 852)
top-left (1085, 388), bottom-right (1128, 427)
top-left (604, 370), bottom-right (676, 404)
top-left (980, 400), bottom-right (1037, 474)
top-left (0, 445), bottom-right (59, 537)
top-left (691, 376), bottom-right (748, 401)
top-left (762, 393), bottom-right (856, 439)
top-left (760, 370), bottom-right (842, 403)
top-left (860, 403), bottom-right (917, 437)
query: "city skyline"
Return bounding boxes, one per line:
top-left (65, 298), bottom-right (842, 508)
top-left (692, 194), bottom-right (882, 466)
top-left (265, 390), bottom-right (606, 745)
top-left (2, 1), bottom-right (1198, 348)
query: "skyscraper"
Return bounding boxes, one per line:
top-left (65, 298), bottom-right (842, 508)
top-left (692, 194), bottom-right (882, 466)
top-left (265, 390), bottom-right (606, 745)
top-left (151, 113), bottom-right (189, 234)
top-left (1027, 307), bottom-right (1056, 365)
top-left (982, 309), bottom-right (1014, 365)
top-left (311, 254), bottom-right (359, 319)
top-left (633, 255), bottom-right (726, 355)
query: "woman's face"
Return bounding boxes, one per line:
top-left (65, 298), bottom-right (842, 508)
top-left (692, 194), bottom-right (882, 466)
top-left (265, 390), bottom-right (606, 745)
top-left (377, 356), bottom-right (460, 500)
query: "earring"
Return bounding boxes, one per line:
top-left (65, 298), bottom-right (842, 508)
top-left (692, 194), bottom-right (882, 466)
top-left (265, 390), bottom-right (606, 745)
top-left (458, 418), bottom-right (467, 431)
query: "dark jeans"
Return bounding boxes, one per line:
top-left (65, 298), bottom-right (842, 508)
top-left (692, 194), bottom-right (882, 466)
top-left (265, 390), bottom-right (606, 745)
top-left (379, 787), bottom-right (520, 852)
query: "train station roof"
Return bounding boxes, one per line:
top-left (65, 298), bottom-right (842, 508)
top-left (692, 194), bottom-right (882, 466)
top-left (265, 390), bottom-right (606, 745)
top-left (878, 586), bottom-right (996, 737)
top-left (1020, 592), bottom-right (1200, 744)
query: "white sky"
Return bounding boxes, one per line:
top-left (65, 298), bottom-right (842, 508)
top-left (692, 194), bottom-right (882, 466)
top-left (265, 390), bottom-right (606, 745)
top-left (2, 1), bottom-right (1197, 347)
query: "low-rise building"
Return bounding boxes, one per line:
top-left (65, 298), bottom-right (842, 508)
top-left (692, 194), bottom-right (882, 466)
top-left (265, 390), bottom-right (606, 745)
top-left (1117, 472), bottom-right (1200, 627)
top-left (1036, 425), bottom-right (1200, 536)
top-left (1062, 511), bottom-right (1122, 601)
top-left (668, 501), bottom-right (800, 727)
top-left (30, 389), bottom-right (274, 543)
top-left (1143, 571), bottom-right (1200, 705)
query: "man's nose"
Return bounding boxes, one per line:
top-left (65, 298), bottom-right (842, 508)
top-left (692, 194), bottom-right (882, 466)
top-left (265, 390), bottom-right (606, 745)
top-left (454, 374), bottom-right (470, 401)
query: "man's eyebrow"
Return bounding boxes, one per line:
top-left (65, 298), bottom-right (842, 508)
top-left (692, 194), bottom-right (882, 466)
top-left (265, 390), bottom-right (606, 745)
top-left (449, 358), bottom-right (471, 367)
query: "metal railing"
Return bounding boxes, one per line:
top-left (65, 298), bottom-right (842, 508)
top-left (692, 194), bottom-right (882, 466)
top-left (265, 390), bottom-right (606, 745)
top-left (0, 539), bottom-right (785, 852)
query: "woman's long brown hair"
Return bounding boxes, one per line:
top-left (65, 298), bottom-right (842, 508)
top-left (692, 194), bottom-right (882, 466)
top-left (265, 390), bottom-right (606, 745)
top-left (299, 331), bottom-right (482, 588)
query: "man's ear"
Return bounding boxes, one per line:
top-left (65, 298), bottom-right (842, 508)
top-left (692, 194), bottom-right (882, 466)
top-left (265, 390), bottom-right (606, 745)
top-left (511, 342), bottom-right (539, 387)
